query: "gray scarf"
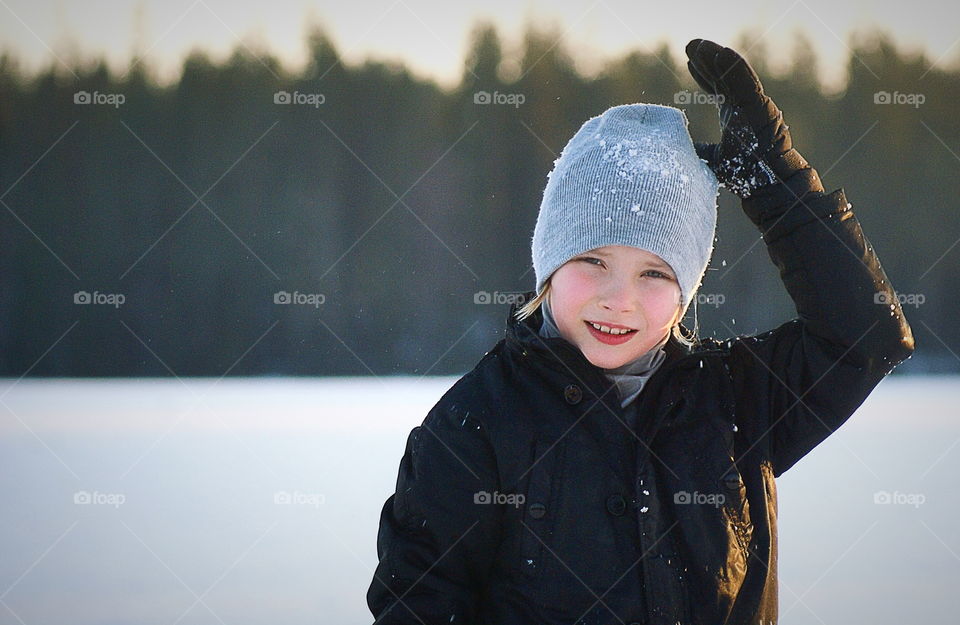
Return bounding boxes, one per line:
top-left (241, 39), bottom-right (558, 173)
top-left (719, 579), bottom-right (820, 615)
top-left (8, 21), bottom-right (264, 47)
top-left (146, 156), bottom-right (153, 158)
top-left (538, 297), bottom-right (668, 409)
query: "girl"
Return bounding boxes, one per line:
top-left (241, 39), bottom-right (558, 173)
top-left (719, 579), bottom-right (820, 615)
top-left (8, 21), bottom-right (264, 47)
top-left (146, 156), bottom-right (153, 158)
top-left (367, 39), bottom-right (914, 625)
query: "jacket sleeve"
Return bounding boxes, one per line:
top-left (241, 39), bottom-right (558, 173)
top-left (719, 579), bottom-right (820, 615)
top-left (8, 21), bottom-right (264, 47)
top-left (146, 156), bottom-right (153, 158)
top-left (367, 398), bottom-right (503, 624)
top-left (726, 176), bottom-right (915, 478)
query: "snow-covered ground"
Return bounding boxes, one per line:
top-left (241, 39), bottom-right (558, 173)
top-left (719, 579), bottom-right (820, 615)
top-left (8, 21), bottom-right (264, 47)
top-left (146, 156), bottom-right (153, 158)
top-left (0, 375), bottom-right (955, 624)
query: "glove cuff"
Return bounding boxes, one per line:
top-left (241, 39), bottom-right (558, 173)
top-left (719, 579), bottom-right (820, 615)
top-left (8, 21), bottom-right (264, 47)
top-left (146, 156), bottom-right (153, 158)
top-left (740, 166), bottom-right (826, 230)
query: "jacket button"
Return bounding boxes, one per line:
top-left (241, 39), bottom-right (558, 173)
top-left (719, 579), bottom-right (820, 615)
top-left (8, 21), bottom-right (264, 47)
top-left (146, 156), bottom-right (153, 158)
top-left (563, 384), bottom-right (582, 404)
top-left (528, 502), bottom-right (547, 519)
top-left (606, 494), bottom-right (627, 516)
top-left (721, 468), bottom-right (742, 490)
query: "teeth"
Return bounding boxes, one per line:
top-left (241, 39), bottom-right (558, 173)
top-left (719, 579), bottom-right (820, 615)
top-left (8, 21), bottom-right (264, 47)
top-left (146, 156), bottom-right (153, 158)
top-left (590, 322), bottom-right (634, 335)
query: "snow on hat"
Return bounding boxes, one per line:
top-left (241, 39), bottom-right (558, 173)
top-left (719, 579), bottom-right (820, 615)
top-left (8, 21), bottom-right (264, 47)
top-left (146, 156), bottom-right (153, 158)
top-left (531, 103), bottom-right (719, 319)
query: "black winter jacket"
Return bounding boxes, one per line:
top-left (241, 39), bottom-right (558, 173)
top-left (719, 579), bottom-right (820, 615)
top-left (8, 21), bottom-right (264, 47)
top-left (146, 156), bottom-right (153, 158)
top-left (367, 186), bottom-right (915, 625)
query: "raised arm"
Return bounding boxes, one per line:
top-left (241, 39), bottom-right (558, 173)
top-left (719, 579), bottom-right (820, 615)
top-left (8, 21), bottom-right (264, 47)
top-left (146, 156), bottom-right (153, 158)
top-left (685, 38), bottom-right (914, 477)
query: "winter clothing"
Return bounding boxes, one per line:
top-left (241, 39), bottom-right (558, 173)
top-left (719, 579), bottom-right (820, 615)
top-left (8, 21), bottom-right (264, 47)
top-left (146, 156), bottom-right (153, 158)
top-left (539, 296), bottom-right (669, 410)
top-left (369, 38), bottom-right (915, 625)
top-left (367, 186), bottom-right (914, 624)
top-left (531, 103), bottom-right (720, 319)
top-left (685, 38), bottom-right (824, 200)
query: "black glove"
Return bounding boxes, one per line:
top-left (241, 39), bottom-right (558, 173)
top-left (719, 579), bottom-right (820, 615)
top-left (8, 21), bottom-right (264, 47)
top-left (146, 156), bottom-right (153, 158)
top-left (684, 38), bottom-right (824, 201)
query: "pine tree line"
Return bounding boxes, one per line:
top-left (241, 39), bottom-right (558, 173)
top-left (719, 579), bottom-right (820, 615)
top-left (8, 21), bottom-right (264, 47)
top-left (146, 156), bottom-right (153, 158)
top-left (0, 24), bottom-right (954, 376)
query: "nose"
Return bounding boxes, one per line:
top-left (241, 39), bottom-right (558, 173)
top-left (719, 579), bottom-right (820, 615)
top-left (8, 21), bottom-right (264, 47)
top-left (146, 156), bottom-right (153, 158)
top-left (599, 276), bottom-right (636, 313)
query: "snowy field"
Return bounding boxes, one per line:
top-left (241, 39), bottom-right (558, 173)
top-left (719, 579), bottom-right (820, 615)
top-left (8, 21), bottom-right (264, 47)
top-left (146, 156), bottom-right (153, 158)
top-left (0, 375), bottom-right (957, 624)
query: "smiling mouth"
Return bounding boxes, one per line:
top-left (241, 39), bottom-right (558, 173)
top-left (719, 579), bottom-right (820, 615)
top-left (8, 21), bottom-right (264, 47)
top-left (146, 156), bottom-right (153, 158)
top-left (584, 320), bottom-right (637, 335)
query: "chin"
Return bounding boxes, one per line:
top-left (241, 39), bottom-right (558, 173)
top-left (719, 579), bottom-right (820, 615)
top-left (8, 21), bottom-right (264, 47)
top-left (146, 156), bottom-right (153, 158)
top-left (583, 351), bottom-right (630, 370)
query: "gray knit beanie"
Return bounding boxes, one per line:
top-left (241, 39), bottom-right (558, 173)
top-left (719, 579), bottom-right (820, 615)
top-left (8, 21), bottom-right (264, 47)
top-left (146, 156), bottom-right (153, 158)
top-left (531, 103), bottom-right (719, 319)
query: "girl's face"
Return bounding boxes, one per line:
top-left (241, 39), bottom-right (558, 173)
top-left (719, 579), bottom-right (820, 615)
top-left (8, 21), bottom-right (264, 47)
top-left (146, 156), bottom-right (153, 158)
top-left (547, 245), bottom-right (682, 369)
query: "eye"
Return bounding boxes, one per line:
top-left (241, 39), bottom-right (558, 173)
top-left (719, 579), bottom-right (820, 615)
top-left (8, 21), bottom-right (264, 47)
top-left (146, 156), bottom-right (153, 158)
top-left (645, 270), bottom-right (672, 279)
top-left (576, 257), bottom-right (673, 280)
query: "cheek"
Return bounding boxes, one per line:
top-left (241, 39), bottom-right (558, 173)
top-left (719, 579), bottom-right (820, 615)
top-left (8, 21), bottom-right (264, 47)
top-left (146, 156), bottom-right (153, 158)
top-left (552, 269), bottom-right (595, 305)
top-left (563, 273), bottom-right (596, 300)
top-left (549, 276), bottom-right (593, 334)
top-left (642, 282), bottom-right (682, 317)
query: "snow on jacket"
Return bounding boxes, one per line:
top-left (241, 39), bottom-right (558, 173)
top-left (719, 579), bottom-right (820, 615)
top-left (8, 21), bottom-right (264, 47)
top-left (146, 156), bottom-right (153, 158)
top-left (367, 186), bottom-right (915, 625)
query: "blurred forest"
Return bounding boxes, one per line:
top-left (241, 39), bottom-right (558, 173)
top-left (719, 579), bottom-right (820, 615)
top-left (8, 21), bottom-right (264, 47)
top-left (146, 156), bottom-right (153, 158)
top-left (0, 24), bottom-right (956, 376)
